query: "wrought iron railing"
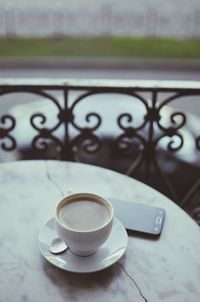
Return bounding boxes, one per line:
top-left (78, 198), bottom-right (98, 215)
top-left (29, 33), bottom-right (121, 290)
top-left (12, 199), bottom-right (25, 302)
top-left (0, 79), bottom-right (200, 222)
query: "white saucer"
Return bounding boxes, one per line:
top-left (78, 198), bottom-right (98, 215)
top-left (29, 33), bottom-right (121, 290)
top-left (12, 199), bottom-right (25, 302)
top-left (38, 217), bottom-right (128, 273)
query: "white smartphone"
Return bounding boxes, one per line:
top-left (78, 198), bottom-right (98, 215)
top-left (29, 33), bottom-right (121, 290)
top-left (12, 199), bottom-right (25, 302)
top-left (108, 197), bottom-right (165, 238)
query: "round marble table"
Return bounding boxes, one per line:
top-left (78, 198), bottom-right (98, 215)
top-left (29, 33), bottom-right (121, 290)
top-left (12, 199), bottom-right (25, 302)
top-left (1, 160), bottom-right (200, 302)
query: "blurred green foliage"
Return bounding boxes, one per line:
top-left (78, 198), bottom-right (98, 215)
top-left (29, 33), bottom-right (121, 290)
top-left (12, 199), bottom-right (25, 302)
top-left (0, 36), bottom-right (200, 58)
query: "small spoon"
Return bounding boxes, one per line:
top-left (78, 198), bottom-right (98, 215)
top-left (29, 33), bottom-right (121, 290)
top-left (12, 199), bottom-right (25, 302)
top-left (49, 238), bottom-right (68, 254)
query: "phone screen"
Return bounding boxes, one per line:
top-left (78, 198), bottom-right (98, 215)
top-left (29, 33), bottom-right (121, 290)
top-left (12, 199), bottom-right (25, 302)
top-left (108, 197), bottom-right (165, 238)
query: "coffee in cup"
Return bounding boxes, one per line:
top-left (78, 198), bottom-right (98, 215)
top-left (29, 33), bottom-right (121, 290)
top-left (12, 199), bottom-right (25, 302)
top-left (56, 193), bottom-right (114, 256)
top-left (58, 196), bottom-right (111, 231)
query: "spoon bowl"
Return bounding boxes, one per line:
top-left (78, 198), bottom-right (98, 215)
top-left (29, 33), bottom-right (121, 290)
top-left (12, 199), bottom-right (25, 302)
top-left (49, 238), bottom-right (68, 254)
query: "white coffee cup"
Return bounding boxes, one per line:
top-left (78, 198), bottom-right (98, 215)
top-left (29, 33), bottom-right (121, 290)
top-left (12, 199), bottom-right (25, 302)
top-left (55, 192), bottom-right (114, 256)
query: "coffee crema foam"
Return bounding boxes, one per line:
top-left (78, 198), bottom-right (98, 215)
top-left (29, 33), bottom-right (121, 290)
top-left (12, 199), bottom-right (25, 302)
top-left (58, 198), bottom-right (110, 231)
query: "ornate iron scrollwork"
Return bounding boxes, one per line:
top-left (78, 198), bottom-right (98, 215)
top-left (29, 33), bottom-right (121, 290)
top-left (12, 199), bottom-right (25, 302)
top-left (0, 80), bottom-right (199, 224)
top-left (116, 92), bottom-right (149, 173)
top-left (156, 99), bottom-right (186, 153)
top-left (29, 90), bottom-right (103, 159)
top-left (66, 91), bottom-right (103, 158)
top-left (0, 114), bottom-right (16, 151)
top-left (28, 91), bottom-right (64, 157)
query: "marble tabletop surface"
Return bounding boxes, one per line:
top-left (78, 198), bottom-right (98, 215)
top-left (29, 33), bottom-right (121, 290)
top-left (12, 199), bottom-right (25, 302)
top-left (1, 160), bottom-right (200, 302)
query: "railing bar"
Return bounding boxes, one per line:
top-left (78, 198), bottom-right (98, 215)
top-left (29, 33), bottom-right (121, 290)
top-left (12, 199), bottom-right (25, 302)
top-left (152, 157), bottom-right (180, 203)
top-left (1, 86), bottom-right (200, 93)
top-left (180, 179), bottom-right (200, 208)
top-left (144, 91), bottom-right (157, 182)
top-left (1, 79), bottom-right (200, 92)
top-left (63, 88), bottom-right (70, 147)
top-left (125, 152), bottom-right (144, 176)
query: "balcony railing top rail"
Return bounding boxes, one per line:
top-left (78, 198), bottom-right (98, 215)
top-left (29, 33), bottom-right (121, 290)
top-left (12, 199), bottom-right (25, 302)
top-left (1, 78), bottom-right (200, 91)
